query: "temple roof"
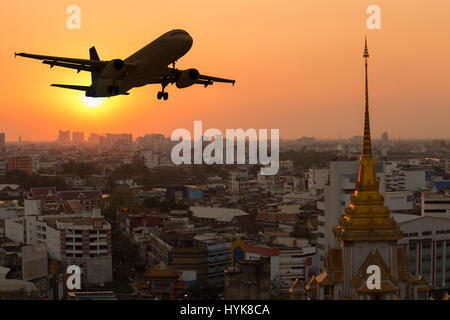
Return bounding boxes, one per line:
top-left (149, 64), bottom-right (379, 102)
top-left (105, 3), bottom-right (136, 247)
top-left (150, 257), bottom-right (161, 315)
top-left (350, 250), bottom-right (399, 292)
top-left (144, 262), bottom-right (182, 279)
top-left (306, 247), bottom-right (428, 292)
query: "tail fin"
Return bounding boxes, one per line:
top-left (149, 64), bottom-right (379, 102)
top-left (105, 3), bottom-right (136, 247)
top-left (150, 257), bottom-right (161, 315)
top-left (89, 46), bottom-right (100, 83)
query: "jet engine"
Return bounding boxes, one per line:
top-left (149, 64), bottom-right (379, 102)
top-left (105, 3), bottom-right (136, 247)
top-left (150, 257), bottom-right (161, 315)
top-left (176, 68), bottom-right (200, 88)
top-left (101, 59), bottom-right (124, 79)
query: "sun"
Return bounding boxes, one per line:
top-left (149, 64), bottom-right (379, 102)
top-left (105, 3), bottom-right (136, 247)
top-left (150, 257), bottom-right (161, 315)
top-left (82, 94), bottom-right (104, 108)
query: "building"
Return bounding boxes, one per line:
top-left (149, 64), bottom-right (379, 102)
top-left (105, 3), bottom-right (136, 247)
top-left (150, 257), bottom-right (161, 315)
top-left (228, 168), bottom-right (248, 194)
top-left (171, 244), bottom-right (209, 289)
top-left (307, 167), bottom-right (329, 193)
top-left (100, 133), bottom-right (133, 152)
top-left (246, 242), bottom-right (316, 294)
top-left (58, 190), bottom-right (103, 212)
top-left (316, 159), bottom-right (385, 259)
top-left (136, 262), bottom-right (188, 300)
top-left (7, 156), bottom-right (33, 175)
top-left (305, 40), bottom-right (429, 300)
top-left (381, 132), bottom-right (389, 145)
top-left (195, 234), bottom-right (231, 287)
top-left (190, 206), bottom-right (249, 226)
top-left (149, 231), bottom-right (173, 265)
top-left (421, 190), bottom-right (450, 218)
top-left (87, 133), bottom-right (103, 146)
top-left (72, 131), bottom-right (84, 144)
top-left (224, 256), bottom-right (270, 300)
top-left (149, 232), bottom-right (209, 288)
top-left (58, 130), bottom-right (70, 143)
top-left (25, 209), bottom-right (112, 289)
top-left (0, 160), bottom-right (7, 177)
top-left (384, 190), bottom-right (415, 212)
top-left (5, 218), bottom-right (25, 243)
top-left (0, 133), bottom-right (5, 153)
top-left (28, 187), bottom-right (62, 213)
top-left (394, 214), bottom-right (450, 288)
top-left (279, 160), bottom-right (294, 170)
top-left (385, 165), bottom-right (426, 192)
top-left (278, 246), bottom-right (316, 293)
top-left (256, 172), bottom-right (286, 194)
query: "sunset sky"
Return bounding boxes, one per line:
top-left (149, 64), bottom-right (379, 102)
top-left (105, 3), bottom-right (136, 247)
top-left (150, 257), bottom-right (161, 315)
top-left (1, 0), bottom-right (449, 141)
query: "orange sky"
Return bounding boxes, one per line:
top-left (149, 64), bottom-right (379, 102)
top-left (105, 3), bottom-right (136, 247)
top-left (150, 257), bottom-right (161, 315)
top-left (1, 0), bottom-right (449, 141)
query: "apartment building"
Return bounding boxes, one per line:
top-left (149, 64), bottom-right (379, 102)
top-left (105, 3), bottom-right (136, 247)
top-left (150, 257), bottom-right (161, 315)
top-left (395, 213), bottom-right (450, 288)
top-left (7, 156), bottom-right (33, 175)
top-left (421, 190), bottom-right (450, 218)
top-left (25, 209), bottom-right (112, 288)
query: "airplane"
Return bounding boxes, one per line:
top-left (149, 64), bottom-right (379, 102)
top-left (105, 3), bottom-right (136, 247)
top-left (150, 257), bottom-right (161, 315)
top-left (14, 29), bottom-right (235, 100)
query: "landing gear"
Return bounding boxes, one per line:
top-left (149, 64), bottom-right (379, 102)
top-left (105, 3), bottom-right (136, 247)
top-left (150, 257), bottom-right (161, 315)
top-left (157, 91), bottom-right (168, 100)
top-left (157, 82), bottom-right (169, 100)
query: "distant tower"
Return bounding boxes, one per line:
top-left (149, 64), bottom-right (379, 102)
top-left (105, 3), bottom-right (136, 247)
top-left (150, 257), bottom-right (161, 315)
top-left (381, 132), bottom-right (388, 145)
top-left (0, 133), bottom-right (5, 153)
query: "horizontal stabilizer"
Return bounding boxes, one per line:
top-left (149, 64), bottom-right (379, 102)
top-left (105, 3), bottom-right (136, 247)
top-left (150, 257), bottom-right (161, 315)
top-left (51, 84), bottom-right (91, 91)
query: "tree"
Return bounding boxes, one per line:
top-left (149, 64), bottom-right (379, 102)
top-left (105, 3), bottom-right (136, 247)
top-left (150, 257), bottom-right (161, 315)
top-left (3, 170), bottom-right (67, 190)
top-left (61, 160), bottom-right (100, 177)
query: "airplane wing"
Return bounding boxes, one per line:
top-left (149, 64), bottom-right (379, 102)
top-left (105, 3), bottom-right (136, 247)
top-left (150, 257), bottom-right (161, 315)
top-left (156, 68), bottom-right (235, 87)
top-left (14, 52), bottom-right (137, 75)
top-left (14, 52), bottom-right (107, 73)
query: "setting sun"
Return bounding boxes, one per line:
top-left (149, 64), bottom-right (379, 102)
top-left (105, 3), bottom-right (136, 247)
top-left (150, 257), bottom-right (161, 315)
top-left (82, 94), bottom-right (104, 108)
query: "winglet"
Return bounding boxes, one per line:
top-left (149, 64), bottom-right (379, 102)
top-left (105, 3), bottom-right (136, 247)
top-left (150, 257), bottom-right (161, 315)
top-left (14, 52), bottom-right (17, 58)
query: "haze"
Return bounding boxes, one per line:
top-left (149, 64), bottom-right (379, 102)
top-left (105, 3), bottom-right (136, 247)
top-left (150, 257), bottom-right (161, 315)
top-left (1, 0), bottom-right (449, 141)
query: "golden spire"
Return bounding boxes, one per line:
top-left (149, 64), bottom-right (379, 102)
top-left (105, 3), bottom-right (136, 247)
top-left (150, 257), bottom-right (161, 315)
top-left (333, 38), bottom-right (403, 242)
top-left (363, 36), bottom-right (371, 157)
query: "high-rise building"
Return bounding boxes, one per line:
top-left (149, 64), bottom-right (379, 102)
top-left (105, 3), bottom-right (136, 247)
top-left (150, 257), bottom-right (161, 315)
top-left (304, 39), bottom-right (429, 300)
top-left (381, 132), bottom-right (389, 144)
top-left (100, 133), bottom-right (133, 151)
top-left (0, 133), bottom-right (5, 153)
top-left (57, 130), bottom-right (70, 143)
top-left (317, 160), bottom-right (386, 258)
top-left (72, 131), bottom-right (84, 144)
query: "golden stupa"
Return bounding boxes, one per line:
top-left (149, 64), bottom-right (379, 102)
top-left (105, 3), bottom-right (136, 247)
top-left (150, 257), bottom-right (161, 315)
top-left (333, 38), bottom-right (403, 242)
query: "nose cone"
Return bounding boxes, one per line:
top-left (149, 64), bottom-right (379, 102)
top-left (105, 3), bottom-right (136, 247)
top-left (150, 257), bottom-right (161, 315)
top-left (184, 32), bottom-right (193, 50)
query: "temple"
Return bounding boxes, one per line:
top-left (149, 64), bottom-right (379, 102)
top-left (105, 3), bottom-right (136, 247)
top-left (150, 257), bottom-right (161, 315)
top-left (294, 39), bottom-right (430, 300)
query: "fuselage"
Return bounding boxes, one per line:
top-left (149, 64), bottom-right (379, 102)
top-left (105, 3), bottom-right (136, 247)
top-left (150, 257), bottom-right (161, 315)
top-left (90, 29), bottom-right (193, 97)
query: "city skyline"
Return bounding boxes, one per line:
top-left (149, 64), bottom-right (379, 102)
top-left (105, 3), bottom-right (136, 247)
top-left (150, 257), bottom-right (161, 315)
top-left (2, 1), bottom-right (450, 140)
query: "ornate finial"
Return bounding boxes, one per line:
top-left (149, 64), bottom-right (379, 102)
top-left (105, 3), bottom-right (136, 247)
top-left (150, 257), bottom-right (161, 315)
top-left (362, 37), bottom-right (372, 156)
top-left (363, 36), bottom-right (370, 58)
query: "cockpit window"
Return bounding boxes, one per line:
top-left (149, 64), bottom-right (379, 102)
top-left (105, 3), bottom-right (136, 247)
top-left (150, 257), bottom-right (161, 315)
top-left (171, 31), bottom-right (185, 36)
